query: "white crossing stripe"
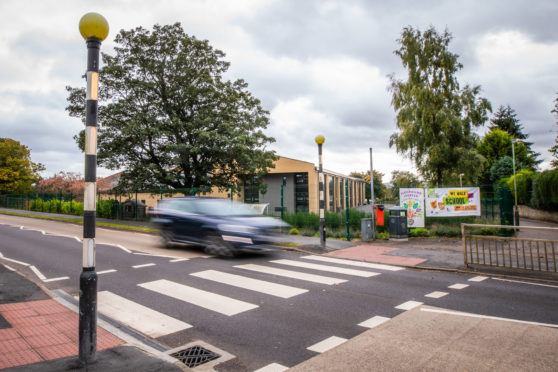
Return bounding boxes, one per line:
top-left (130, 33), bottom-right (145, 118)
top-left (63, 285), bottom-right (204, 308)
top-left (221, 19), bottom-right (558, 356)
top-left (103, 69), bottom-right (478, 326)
top-left (235, 264), bottom-right (346, 285)
top-left (468, 276), bottom-right (488, 282)
top-left (425, 291), bottom-right (449, 299)
top-left (190, 270), bottom-right (308, 298)
top-left (271, 259), bottom-right (379, 278)
top-left (97, 291), bottom-right (192, 337)
top-left (254, 363), bottom-right (289, 372)
top-left (395, 300), bottom-right (423, 310)
top-left (138, 279), bottom-right (258, 316)
top-left (307, 336), bottom-right (347, 353)
top-left (358, 315), bottom-right (390, 328)
top-left (132, 263), bottom-right (155, 269)
top-left (302, 255), bottom-right (403, 271)
top-left (449, 283), bottom-right (469, 290)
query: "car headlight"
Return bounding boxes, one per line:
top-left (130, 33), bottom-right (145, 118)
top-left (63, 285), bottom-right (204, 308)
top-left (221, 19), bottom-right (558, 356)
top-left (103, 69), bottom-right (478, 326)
top-left (218, 224), bottom-right (257, 234)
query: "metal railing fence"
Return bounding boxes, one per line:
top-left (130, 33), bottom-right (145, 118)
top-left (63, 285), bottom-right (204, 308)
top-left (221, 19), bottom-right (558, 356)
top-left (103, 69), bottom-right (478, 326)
top-left (462, 224), bottom-right (558, 273)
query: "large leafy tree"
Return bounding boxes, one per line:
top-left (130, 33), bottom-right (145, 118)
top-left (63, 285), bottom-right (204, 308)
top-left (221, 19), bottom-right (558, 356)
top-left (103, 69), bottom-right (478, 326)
top-left (349, 170), bottom-right (386, 200)
top-left (389, 26), bottom-right (491, 186)
top-left (67, 23), bottom-right (276, 191)
top-left (550, 95), bottom-right (558, 168)
top-left (35, 172), bottom-right (84, 196)
top-left (477, 129), bottom-right (538, 184)
top-left (389, 170), bottom-right (421, 199)
top-left (0, 138), bottom-right (44, 194)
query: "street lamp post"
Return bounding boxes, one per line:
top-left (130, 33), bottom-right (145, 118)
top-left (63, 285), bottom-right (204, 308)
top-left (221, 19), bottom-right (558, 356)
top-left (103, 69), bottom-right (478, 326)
top-left (315, 135), bottom-right (326, 249)
top-left (369, 148), bottom-right (375, 239)
top-left (78, 12), bottom-right (108, 364)
top-left (459, 173), bottom-right (464, 187)
top-left (511, 139), bottom-right (521, 227)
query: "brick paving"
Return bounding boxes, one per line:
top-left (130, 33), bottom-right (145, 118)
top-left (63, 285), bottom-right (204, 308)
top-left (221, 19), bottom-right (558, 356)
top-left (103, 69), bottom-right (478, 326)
top-left (0, 299), bottom-right (124, 369)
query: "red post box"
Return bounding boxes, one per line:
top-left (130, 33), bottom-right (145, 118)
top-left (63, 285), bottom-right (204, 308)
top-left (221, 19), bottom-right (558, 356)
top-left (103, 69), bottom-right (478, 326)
top-left (375, 205), bottom-right (385, 226)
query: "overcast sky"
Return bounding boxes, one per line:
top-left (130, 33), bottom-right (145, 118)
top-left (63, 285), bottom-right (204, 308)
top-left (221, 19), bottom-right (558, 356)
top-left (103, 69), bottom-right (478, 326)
top-left (1, 0), bottom-right (557, 183)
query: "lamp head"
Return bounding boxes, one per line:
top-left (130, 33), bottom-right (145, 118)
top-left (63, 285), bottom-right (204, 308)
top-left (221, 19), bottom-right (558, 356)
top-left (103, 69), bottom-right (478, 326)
top-left (511, 139), bottom-right (521, 144)
top-left (79, 13), bottom-right (109, 41)
top-left (314, 135), bottom-right (325, 145)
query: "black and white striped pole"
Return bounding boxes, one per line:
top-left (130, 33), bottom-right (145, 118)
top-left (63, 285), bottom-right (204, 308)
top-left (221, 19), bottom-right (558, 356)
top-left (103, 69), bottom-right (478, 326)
top-left (315, 135), bottom-right (326, 249)
top-left (78, 12), bottom-right (108, 364)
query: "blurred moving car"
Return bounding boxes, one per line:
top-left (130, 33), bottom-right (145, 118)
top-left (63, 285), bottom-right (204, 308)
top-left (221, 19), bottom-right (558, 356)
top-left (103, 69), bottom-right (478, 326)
top-left (151, 197), bottom-right (288, 256)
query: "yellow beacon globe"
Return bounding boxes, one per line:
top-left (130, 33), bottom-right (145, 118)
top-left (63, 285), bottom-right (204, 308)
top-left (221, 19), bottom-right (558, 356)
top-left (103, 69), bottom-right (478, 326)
top-left (315, 135), bottom-right (325, 145)
top-left (79, 12), bottom-right (109, 41)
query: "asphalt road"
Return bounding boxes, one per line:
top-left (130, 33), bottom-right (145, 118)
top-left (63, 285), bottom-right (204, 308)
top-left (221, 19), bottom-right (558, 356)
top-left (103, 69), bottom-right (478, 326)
top-left (1, 215), bottom-right (557, 372)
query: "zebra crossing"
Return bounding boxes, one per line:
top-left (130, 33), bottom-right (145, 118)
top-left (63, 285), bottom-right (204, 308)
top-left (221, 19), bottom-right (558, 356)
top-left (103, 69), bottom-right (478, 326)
top-left (96, 255), bottom-right (401, 337)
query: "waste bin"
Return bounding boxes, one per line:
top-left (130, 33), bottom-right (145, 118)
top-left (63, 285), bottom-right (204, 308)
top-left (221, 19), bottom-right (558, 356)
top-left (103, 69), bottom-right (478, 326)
top-left (375, 204), bottom-right (385, 226)
top-left (361, 218), bottom-right (372, 241)
top-left (388, 206), bottom-right (408, 239)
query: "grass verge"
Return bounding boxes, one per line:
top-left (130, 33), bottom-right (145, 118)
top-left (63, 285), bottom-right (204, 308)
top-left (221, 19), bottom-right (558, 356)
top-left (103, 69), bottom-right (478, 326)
top-left (0, 210), bottom-right (159, 233)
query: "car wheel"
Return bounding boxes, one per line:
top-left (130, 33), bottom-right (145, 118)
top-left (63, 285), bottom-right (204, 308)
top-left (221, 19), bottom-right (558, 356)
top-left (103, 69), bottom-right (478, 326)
top-left (204, 233), bottom-right (236, 257)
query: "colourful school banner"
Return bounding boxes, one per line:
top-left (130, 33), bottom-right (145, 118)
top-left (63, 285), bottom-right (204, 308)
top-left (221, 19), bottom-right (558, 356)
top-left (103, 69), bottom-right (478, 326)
top-left (399, 188), bottom-right (425, 228)
top-left (425, 187), bottom-right (481, 217)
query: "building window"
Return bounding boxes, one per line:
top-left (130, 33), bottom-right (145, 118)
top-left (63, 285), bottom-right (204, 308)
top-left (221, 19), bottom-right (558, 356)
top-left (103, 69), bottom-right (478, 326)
top-left (294, 173), bottom-right (309, 212)
top-left (244, 178), bottom-right (259, 204)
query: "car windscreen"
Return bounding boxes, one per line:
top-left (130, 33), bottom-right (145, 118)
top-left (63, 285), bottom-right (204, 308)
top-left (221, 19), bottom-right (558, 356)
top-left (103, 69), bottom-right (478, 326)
top-left (194, 200), bottom-right (260, 216)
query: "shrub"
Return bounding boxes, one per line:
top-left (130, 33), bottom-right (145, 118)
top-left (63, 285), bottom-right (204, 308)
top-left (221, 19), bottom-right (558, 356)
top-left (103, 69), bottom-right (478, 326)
top-left (530, 169), bottom-right (558, 211)
top-left (409, 228), bottom-right (429, 237)
top-left (431, 225), bottom-right (461, 237)
top-left (378, 232), bottom-right (389, 240)
top-left (288, 228), bottom-right (300, 235)
top-left (97, 199), bottom-right (116, 219)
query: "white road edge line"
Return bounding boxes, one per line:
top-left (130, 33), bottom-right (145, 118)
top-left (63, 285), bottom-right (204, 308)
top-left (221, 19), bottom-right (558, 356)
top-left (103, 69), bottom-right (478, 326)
top-left (307, 336), bottom-right (348, 353)
top-left (4, 265), bottom-right (16, 271)
top-left (117, 244), bottom-right (132, 253)
top-left (98, 269), bottom-right (117, 275)
top-left (74, 236), bottom-right (82, 243)
top-left (420, 308), bottom-right (558, 328)
top-left (132, 263), bottom-right (156, 269)
top-left (30, 265), bottom-right (46, 280)
top-left (492, 277), bottom-right (558, 289)
top-left (43, 276), bottom-right (70, 282)
top-left (53, 294), bottom-right (179, 365)
top-left (0, 255), bottom-right (30, 267)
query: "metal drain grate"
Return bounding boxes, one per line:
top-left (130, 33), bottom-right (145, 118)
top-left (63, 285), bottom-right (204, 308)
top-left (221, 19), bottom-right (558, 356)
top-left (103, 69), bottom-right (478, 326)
top-left (170, 345), bottom-right (221, 368)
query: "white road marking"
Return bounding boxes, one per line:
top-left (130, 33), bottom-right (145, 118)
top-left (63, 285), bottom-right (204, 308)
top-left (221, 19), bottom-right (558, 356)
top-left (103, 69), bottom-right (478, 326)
top-left (448, 283), bottom-right (469, 290)
top-left (19, 226), bottom-right (24, 230)
top-left (271, 259), bottom-right (379, 278)
top-left (117, 244), bottom-right (131, 253)
top-left (302, 255), bottom-right (403, 271)
top-left (138, 279), bottom-right (258, 316)
top-left (29, 265), bottom-right (46, 280)
top-left (169, 258), bottom-right (189, 262)
top-left (4, 265), bottom-right (16, 271)
top-left (43, 276), bottom-right (69, 282)
top-left (235, 264), bottom-right (346, 285)
top-left (191, 270), bottom-right (308, 299)
top-left (254, 363), bottom-right (289, 372)
top-left (98, 269), bottom-right (117, 275)
top-left (358, 315), bottom-right (390, 328)
top-left (74, 236), bottom-right (82, 243)
top-left (0, 256), bottom-right (30, 266)
top-left (132, 263), bottom-right (156, 269)
top-left (492, 277), bottom-right (558, 288)
top-left (420, 308), bottom-right (558, 328)
top-left (307, 336), bottom-right (347, 353)
top-left (425, 291), bottom-right (449, 299)
top-left (468, 276), bottom-right (488, 282)
top-left (41, 230), bottom-right (45, 235)
top-left (395, 300), bottom-right (423, 310)
top-left (97, 291), bottom-right (192, 337)
top-left (133, 252), bottom-right (182, 259)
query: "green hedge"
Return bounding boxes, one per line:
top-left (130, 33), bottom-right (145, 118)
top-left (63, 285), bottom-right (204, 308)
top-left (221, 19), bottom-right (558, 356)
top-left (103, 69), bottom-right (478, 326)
top-left (283, 209), bottom-right (371, 231)
top-left (530, 169), bottom-right (558, 211)
top-left (500, 170), bottom-right (535, 205)
top-left (29, 199), bottom-right (83, 216)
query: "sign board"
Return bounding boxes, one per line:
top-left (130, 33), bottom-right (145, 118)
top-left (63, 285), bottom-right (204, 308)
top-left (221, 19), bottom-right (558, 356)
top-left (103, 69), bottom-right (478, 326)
top-left (399, 188), bottom-right (425, 228)
top-left (425, 187), bottom-right (481, 217)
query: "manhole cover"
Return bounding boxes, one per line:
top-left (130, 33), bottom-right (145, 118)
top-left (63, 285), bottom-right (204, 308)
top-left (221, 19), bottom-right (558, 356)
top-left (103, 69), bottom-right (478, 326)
top-left (170, 345), bottom-right (221, 368)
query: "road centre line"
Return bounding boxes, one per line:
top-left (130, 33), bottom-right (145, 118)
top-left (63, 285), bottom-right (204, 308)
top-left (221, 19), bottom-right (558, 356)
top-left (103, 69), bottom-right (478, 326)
top-left (132, 263), bottom-right (156, 269)
top-left (358, 315), bottom-right (390, 329)
top-left (98, 290), bottom-right (192, 337)
top-left (138, 279), bottom-right (258, 316)
top-left (253, 363), bottom-right (289, 372)
top-left (191, 270), bottom-right (308, 298)
top-left (270, 259), bottom-right (380, 278)
top-left (395, 301), bottom-right (423, 310)
top-left (98, 269), bottom-right (117, 275)
top-left (492, 277), bottom-right (558, 288)
top-left (448, 283), bottom-right (469, 290)
top-left (307, 336), bottom-right (347, 353)
top-left (425, 291), bottom-right (449, 299)
top-left (235, 264), bottom-right (347, 285)
top-left (420, 308), bottom-right (558, 328)
top-left (301, 255), bottom-right (403, 271)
